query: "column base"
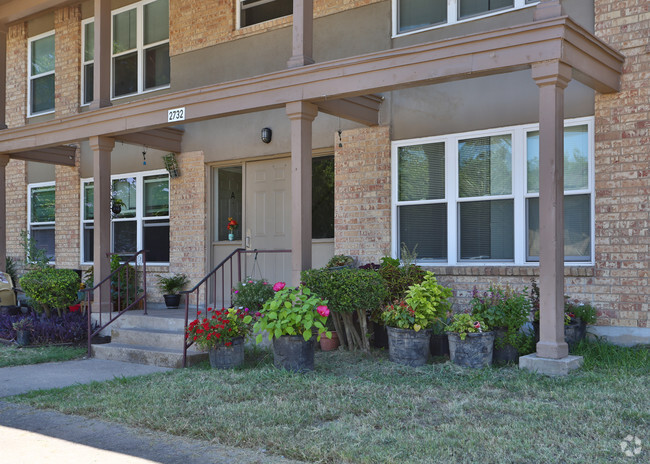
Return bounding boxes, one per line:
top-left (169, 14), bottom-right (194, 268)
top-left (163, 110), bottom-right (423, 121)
top-left (287, 55), bottom-right (315, 68)
top-left (519, 353), bottom-right (583, 376)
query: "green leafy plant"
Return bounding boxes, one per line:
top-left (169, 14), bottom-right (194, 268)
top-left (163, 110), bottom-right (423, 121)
top-left (301, 268), bottom-right (386, 351)
top-left (565, 299), bottom-right (597, 325)
top-left (186, 307), bottom-right (253, 350)
top-left (447, 313), bottom-right (489, 340)
top-left (254, 283), bottom-right (330, 343)
top-left (19, 268), bottom-right (80, 317)
top-left (232, 278), bottom-right (274, 313)
top-left (378, 255), bottom-right (426, 306)
top-left (325, 254), bottom-right (354, 268)
top-left (162, 152), bottom-right (180, 177)
top-left (20, 230), bottom-right (49, 269)
top-left (156, 273), bottom-right (189, 295)
top-left (12, 317), bottom-right (33, 331)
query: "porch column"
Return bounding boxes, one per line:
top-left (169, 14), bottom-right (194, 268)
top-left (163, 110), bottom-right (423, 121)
top-left (286, 101), bottom-right (318, 285)
top-left (89, 136), bottom-right (114, 311)
top-left (532, 60), bottom-right (571, 359)
top-left (0, 155), bottom-right (9, 272)
top-left (0, 26), bottom-right (7, 129)
top-left (90, 0), bottom-right (111, 109)
top-left (534, 0), bottom-right (563, 21)
top-left (287, 0), bottom-right (314, 68)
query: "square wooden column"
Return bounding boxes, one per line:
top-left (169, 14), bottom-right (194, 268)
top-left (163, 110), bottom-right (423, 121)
top-left (286, 101), bottom-right (318, 285)
top-left (90, 0), bottom-right (112, 109)
top-left (89, 136), bottom-right (114, 311)
top-left (0, 27), bottom-right (7, 129)
top-left (0, 155), bottom-right (9, 271)
top-left (532, 60), bottom-right (571, 359)
top-left (287, 0), bottom-right (314, 68)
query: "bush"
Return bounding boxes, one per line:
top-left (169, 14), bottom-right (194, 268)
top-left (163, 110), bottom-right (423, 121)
top-left (231, 278), bottom-right (274, 313)
top-left (20, 268), bottom-right (80, 317)
top-left (378, 257), bottom-right (426, 305)
top-left (0, 311), bottom-right (91, 345)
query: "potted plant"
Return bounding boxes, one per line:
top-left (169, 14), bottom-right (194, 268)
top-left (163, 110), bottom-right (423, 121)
top-left (564, 299), bottom-right (597, 348)
top-left (226, 217), bottom-right (238, 241)
top-left (319, 317), bottom-right (340, 351)
top-left (470, 284), bottom-right (532, 363)
top-left (12, 317), bottom-right (33, 346)
top-left (156, 273), bottom-right (190, 308)
top-left (231, 278), bottom-right (274, 313)
top-left (254, 282), bottom-right (330, 372)
top-left (446, 313), bottom-right (494, 368)
top-left (162, 152), bottom-right (180, 178)
top-left (381, 271), bottom-right (453, 366)
top-left (325, 254), bottom-right (355, 270)
top-left (186, 307), bottom-right (253, 369)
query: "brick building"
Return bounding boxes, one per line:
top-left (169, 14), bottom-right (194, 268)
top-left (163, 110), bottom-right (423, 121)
top-left (0, 0), bottom-right (646, 365)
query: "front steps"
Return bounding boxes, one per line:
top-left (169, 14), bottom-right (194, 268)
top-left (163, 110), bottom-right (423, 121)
top-left (91, 309), bottom-right (208, 368)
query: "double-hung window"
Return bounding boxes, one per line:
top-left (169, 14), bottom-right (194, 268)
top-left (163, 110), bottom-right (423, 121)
top-left (28, 182), bottom-right (56, 261)
top-left (238, 0), bottom-right (293, 28)
top-left (82, 171), bottom-right (170, 264)
top-left (392, 117), bottom-right (594, 265)
top-left (82, 0), bottom-right (170, 104)
top-left (28, 31), bottom-right (55, 116)
top-left (394, 0), bottom-right (538, 35)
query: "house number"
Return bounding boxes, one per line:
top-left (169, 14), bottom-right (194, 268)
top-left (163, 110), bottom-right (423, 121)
top-left (167, 107), bottom-right (185, 123)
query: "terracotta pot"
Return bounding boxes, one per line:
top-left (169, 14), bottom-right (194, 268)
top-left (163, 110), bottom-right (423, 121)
top-left (319, 331), bottom-right (340, 351)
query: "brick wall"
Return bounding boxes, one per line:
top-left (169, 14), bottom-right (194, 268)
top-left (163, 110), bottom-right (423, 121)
top-left (55, 148), bottom-right (80, 269)
top-left (54, 5), bottom-right (81, 118)
top-left (170, 0), bottom-right (385, 56)
top-left (334, 126), bottom-right (391, 264)
top-left (6, 160), bottom-right (27, 271)
top-left (592, 0), bottom-right (649, 328)
top-left (6, 23), bottom-right (26, 128)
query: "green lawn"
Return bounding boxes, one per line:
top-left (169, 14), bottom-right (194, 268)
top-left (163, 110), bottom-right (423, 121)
top-left (8, 342), bottom-right (650, 464)
top-left (0, 344), bottom-right (86, 368)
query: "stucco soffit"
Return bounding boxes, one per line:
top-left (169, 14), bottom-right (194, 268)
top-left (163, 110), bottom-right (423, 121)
top-left (114, 128), bottom-right (184, 153)
top-left (0, 0), bottom-right (75, 24)
top-left (9, 145), bottom-right (75, 166)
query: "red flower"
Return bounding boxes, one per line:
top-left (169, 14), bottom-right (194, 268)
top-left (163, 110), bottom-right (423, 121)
top-left (225, 342), bottom-right (232, 347)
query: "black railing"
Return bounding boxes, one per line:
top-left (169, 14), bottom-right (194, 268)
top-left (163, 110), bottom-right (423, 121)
top-left (84, 250), bottom-right (147, 357)
top-left (181, 248), bottom-right (290, 367)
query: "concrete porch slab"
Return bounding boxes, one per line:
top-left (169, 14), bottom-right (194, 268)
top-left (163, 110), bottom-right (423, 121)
top-left (518, 353), bottom-right (584, 376)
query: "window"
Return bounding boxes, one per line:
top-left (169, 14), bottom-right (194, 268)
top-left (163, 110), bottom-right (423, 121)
top-left (394, 0), bottom-right (537, 35)
top-left (29, 183), bottom-right (56, 261)
top-left (82, 0), bottom-right (169, 103)
top-left (238, 0), bottom-right (292, 28)
top-left (28, 32), bottom-right (55, 116)
top-left (312, 156), bottom-right (334, 239)
top-left (82, 171), bottom-right (170, 264)
top-left (215, 166), bottom-right (243, 242)
top-left (392, 118), bottom-right (594, 265)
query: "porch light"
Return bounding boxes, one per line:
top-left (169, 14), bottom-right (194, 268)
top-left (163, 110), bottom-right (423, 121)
top-left (261, 127), bottom-right (272, 143)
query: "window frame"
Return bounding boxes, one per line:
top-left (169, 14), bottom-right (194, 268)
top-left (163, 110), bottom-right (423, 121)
top-left (27, 30), bottom-right (56, 117)
top-left (391, 116), bottom-right (595, 266)
top-left (80, 169), bottom-right (170, 265)
top-left (81, 0), bottom-right (170, 105)
top-left (28, 181), bottom-right (56, 263)
top-left (236, 0), bottom-right (293, 30)
top-left (392, 0), bottom-right (538, 37)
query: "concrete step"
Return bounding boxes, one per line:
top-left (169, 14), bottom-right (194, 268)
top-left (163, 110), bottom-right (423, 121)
top-left (111, 327), bottom-right (186, 349)
top-left (112, 314), bottom-right (188, 332)
top-left (92, 343), bottom-right (207, 369)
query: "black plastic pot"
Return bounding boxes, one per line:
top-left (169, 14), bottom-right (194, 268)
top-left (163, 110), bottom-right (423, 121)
top-left (430, 333), bottom-right (450, 357)
top-left (372, 321), bottom-right (389, 349)
top-left (387, 326), bottom-right (432, 367)
top-left (273, 335), bottom-right (315, 373)
top-left (163, 294), bottom-right (181, 309)
top-left (492, 328), bottom-right (519, 364)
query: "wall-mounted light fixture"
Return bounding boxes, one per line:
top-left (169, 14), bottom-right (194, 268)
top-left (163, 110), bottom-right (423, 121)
top-left (261, 127), bottom-right (272, 143)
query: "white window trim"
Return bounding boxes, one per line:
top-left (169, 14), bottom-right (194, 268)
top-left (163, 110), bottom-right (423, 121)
top-left (28, 181), bottom-right (56, 263)
top-left (236, 0), bottom-right (292, 30)
top-left (392, 0), bottom-right (539, 38)
top-left (81, 0), bottom-right (170, 106)
top-left (27, 30), bottom-right (55, 117)
top-left (81, 18), bottom-right (94, 106)
top-left (391, 116), bottom-right (595, 266)
top-left (80, 169), bottom-right (170, 265)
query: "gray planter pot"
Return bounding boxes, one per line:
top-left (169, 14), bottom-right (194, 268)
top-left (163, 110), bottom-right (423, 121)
top-left (492, 328), bottom-right (519, 364)
top-left (387, 326), bottom-right (432, 367)
top-left (163, 294), bottom-right (181, 309)
top-left (564, 320), bottom-right (587, 349)
top-left (447, 331), bottom-right (495, 368)
top-left (208, 337), bottom-right (244, 369)
top-left (16, 329), bottom-right (30, 347)
top-left (273, 335), bottom-right (315, 373)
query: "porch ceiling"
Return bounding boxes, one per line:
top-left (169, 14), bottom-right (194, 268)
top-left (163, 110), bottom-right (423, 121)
top-left (0, 16), bottom-right (623, 156)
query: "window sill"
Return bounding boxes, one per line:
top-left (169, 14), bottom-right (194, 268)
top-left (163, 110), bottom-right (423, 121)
top-left (421, 264), bottom-right (594, 278)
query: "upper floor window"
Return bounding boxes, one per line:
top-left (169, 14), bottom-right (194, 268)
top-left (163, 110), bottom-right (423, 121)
top-left (28, 32), bottom-right (55, 116)
top-left (29, 182), bottom-right (56, 261)
top-left (394, 0), bottom-right (538, 36)
top-left (82, 0), bottom-right (170, 104)
top-left (238, 0), bottom-right (292, 28)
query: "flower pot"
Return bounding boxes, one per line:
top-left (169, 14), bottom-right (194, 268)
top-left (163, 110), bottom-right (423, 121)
top-left (273, 335), bottom-right (315, 373)
top-left (319, 331), bottom-right (340, 351)
top-left (430, 333), bottom-right (450, 357)
top-left (564, 320), bottom-right (587, 349)
top-left (492, 328), bottom-right (519, 364)
top-left (372, 321), bottom-right (389, 349)
top-left (16, 329), bottom-right (30, 347)
top-left (209, 337), bottom-right (245, 369)
top-left (447, 331), bottom-right (495, 368)
top-left (387, 326), bottom-right (432, 367)
top-left (163, 294), bottom-right (181, 309)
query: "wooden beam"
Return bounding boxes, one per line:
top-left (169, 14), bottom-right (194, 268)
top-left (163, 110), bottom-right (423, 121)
top-left (10, 146), bottom-right (76, 166)
top-left (114, 128), bottom-right (184, 153)
top-left (317, 95), bottom-right (383, 126)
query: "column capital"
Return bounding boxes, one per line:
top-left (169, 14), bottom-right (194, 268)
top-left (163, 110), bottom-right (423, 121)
top-left (0, 154), bottom-right (9, 168)
top-left (532, 60), bottom-right (572, 89)
top-left (286, 101), bottom-right (318, 122)
top-left (534, 0), bottom-right (564, 21)
top-left (88, 135), bottom-right (115, 152)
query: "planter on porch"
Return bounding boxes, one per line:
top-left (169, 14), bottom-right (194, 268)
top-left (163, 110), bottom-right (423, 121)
top-left (163, 294), bottom-right (181, 309)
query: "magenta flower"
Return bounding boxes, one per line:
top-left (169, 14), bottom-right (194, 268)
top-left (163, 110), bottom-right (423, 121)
top-left (273, 282), bottom-right (286, 292)
top-left (317, 305), bottom-right (330, 317)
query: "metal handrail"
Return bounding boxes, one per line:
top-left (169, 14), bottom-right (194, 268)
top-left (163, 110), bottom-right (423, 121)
top-left (181, 248), bottom-right (290, 367)
top-left (84, 250), bottom-right (147, 357)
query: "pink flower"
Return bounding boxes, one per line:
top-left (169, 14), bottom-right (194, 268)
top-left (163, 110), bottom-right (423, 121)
top-left (273, 282), bottom-right (286, 292)
top-left (317, 305), bottom-right (330, 317)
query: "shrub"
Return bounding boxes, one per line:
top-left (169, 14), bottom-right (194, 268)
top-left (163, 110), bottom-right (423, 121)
top-left (231, 278), bottom-right (274, 313)
top-left (156, 273), bottom-right (190, 295)
top-left (20, 268), bottom-right (80, 317)
top-left (0, 311), bottom-right (92, 345)
top-left (378, 257), bottom-right (426, 305)
top-left (447, 313), bottom-right (489, 340)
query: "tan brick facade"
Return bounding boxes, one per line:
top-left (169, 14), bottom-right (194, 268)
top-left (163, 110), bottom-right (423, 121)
top-left (54, 5), bottom-right (81, 118)
top-left (334, 126), bottom-right (391, 264)
top-left (6, 23), bottom-right (27, 128)
top-left (6, 160), bottom-right (27, 270)
top-left (55, 149), bottom-right (81, 269)
top-left (169, 0), bottom-right (385, 56)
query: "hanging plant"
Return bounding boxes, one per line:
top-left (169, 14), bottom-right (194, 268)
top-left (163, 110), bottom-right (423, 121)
top-left (162, 152), bottom-right (180, 178)
top-left (111, 197), bottom-right (126, 216)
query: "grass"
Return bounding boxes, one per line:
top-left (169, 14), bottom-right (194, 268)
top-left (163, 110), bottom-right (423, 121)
top-left (7, 341), bottom-right (650, 463)
top-left (0, 344), bottom-right (86, 367)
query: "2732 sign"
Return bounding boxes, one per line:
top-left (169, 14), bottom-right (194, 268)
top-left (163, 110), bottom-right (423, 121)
top-left (167, 107), bottom-right (185, 122)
